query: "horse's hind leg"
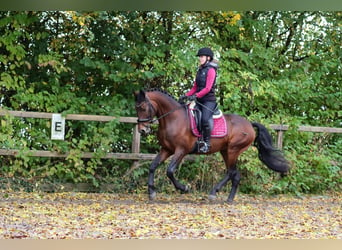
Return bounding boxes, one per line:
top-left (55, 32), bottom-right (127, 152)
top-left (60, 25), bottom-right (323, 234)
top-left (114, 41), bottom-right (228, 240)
top-left (209, 150), bottom-right (232, 200)
top-left (227, 168), bottom-right (241, 203)
top-left (208, 171), bottom-right (231, 201)
top-left (209, 150), bottom-right (240, 203)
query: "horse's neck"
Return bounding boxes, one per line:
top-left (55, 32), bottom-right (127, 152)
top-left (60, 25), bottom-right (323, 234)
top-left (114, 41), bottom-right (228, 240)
top-left (150, 93), bottom-right (180, 115)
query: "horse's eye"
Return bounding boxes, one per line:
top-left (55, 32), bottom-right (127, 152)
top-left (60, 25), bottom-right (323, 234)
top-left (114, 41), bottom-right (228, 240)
top-left (136, 104), bottom-right (143, 110)
top-left (136, 106), bottom-right (145, 112)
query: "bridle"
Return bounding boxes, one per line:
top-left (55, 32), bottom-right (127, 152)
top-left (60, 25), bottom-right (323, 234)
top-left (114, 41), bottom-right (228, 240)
top-left (136, 100), bottom-right (156, 123)
top-left (136, 99), bottom-right (185, 124)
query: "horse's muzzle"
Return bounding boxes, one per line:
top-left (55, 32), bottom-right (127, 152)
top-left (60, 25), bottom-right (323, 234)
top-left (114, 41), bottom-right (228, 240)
top-left (138, 125), bottom-right (151, 136)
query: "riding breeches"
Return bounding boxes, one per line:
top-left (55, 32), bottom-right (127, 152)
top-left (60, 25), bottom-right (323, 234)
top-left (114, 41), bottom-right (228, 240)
top-left (199, 101), bottom-right (217, 129)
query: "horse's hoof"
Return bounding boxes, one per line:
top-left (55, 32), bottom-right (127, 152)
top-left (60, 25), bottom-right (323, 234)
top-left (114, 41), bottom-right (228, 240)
top-left (208, 194), bottom-right (217, 201)
top-left (226, 199), bottom-right (234, 204)
top-left (149, 191), bottom-right (157, 201)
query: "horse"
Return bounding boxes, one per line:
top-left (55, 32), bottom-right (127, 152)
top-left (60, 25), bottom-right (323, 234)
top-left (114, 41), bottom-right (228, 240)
top-left (134, 89), bottom-right (289, 203)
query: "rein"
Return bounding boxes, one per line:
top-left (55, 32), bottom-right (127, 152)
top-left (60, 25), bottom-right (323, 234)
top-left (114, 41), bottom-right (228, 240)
top-left (195, 101), bottom-right (216, 113)
top-left (137, 99), bottom-right (216, 124)
top-left (137, 101), bottom-right (186, 124)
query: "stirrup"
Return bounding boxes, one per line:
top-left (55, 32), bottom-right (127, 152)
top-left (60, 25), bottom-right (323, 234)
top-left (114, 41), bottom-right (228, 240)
top-left (198, 141), bottom-right (210, 153)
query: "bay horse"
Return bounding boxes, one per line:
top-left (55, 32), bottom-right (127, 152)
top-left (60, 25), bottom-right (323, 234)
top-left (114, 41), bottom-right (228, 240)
top-left (134, 89), bottom-right (289, 203)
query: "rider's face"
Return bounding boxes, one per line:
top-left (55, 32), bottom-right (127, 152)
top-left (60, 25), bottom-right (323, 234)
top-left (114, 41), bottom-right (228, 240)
top-left (198, 55), bottom-right (208, 65)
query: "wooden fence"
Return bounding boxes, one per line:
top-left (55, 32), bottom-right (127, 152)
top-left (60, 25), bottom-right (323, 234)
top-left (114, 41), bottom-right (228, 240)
top-left (269, 124), bottom-right (342, 149)
top-left (0, 110), bottom-right (341, 159)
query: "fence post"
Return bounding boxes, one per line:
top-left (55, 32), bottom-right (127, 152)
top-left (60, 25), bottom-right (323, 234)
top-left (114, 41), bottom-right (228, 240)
top-left (132, 124), bottom-right (141, 153)
top-left (275, 130), bottom-right (284, 149)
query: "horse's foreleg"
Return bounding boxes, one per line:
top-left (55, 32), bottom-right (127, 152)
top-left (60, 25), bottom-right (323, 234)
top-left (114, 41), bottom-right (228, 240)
top-left (148, 150), bottom-right (170, 200)
top-left (166, 153), bottom-right (189, 193)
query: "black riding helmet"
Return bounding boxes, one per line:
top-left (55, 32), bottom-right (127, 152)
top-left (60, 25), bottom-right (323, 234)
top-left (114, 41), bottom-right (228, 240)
top-left (196, 47), bottom-right (214, 61)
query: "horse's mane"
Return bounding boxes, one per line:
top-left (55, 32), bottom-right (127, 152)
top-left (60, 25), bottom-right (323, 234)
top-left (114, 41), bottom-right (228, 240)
top-left (144, 88), bottom-right (178, 102)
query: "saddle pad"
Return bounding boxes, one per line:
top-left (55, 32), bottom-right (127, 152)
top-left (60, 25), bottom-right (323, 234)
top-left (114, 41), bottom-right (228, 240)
top-left (188, 104), bottom-right (228, 138)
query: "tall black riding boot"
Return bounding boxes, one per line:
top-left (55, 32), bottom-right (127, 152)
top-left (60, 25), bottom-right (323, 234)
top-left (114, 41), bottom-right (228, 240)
top-left (199, 125), bottom-right (211, 153)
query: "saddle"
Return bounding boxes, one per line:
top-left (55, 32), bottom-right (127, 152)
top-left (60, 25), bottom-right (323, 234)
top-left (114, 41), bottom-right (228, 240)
top-left (188, 101), bottom-right (228, 138)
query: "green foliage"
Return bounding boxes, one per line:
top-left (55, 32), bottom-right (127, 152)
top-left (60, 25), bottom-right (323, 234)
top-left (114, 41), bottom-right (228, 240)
top-left (272, 132), bottom-right (342, 195)
top-left (0, 11), bottom-right (340, 194)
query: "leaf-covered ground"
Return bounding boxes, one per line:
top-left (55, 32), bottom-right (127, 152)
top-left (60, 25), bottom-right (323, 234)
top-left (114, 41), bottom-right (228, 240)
top-left (0, 191), bottom-right (340, 239)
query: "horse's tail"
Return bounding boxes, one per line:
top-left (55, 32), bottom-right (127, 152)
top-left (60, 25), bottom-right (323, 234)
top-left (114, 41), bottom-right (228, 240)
top-left (252, 122), bottom-right (290, 175)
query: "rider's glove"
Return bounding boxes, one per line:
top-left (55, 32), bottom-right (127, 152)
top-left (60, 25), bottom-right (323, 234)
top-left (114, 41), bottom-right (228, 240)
top-left (187, 95), bottom-right (197, 101)
top-left (178, 95), bottom-right (187, 103)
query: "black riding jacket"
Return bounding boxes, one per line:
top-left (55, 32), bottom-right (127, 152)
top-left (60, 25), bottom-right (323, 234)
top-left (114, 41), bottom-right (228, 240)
top-left (195, 61), bottom-right (218, 102)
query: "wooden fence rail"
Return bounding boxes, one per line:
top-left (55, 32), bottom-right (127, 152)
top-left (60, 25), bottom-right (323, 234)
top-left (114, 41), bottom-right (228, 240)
top-left (269, 124), bottom-right (342, 149)
top-left (0, 110), bottom-right (341, 158)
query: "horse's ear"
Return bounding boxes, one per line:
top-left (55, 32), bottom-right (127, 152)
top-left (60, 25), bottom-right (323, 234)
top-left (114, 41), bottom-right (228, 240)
top-left (134, 90), bottom-right (146, 102)
top-left (139, 90), bottom-right (146, 98)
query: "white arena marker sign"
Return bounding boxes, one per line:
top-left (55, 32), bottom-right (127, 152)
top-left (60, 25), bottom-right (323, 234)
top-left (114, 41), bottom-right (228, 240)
top-left (51, 114), bottom-right (65, 140)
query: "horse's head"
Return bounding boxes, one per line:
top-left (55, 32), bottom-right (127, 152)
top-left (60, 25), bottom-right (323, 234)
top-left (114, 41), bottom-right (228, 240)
top-left (134, 90), bottom-right (155, 135)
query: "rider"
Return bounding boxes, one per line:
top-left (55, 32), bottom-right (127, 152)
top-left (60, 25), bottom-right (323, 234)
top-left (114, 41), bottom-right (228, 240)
top-left (184, 47), bottom-right (218, 153)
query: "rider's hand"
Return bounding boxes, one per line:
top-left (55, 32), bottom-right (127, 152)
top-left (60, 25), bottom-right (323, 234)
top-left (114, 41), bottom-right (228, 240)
top-left (187, 95), bottom-right (197, 101)
top-left (178, 95), bottom-right (187, 103)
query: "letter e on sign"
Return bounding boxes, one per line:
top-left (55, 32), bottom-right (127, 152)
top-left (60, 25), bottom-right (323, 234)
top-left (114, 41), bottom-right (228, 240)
top-left (51, 114), bottom-right (65, 140)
